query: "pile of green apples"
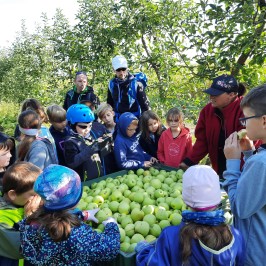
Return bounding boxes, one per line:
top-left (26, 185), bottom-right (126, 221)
top-left (78, 167), bottom-right (186, 253)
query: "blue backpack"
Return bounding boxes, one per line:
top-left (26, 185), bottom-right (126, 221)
top-left (108, 72), bottom-right (147, 120)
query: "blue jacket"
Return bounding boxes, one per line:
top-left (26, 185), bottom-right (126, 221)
top-left (114, 112), bottom-right (151, 170)
top-left (136, 223), bottom-right (245, 266)
top-left (223, 145), bottom-right (266, 265)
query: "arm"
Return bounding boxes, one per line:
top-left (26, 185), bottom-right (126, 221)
top-left (114, 138), bottom-right (144, 169)
top-left (137, 83), bottom-right (150, 113)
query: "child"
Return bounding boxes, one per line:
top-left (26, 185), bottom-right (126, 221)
top-left (0, 162), bottom-right (42, 264)
top-left (46, 104), bottom-right (70, 166)
top-left (139, 110), bottom-right (165, 159)
top-left (97, 103), bottom-right (116, 134)
top-left (18, 164), bottom-right (120, 265)
top-left (114, 112), bottom-right (157, 170)
top-left (16, 110), bottom-right (58, 169)
top-left (157, 107), bottom-right (192, 168)
top-left (0, 142), bottom-right (12, 188)
top-left (0, 131), bottom-right (16, 166)
top-left (64, 104), bottom-right (104, 181)
top-left (136, 165), bottom-right (245, 266)
top-left (223, 84), bottom-right (266, 265)
top-left (79, 91), bottom-right (100, 113)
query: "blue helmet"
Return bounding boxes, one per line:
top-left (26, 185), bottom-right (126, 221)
top-left (66, 104), bottom-right (95, 125)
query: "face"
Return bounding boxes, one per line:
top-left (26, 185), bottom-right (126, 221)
top-left (74, 74), bottom-right (88, 93)
top-left (115, 68), bottom-right (128, 80)
top-left (76, 122), bottom-right (92, 137)
top-left (126, 123), bottom-right (138, 137)
top-left (167, 116), bottom-right (180, 132)
top-left (101, 110), bottom-right (115, 126)
top-left (148, 118), bottom-right (159, 134)
top-left (12, 189), bottom-right (36, 206)
top-left (242, 107), bottom-right (266, 142)
top-left (209, 92), bottom-right (236, 109)
top-left (50, 120), bottom-right (67, 132)
top-left (82, 102), bottom-right (95, 111)
top-left (0, 149), bottom-right (12, 169)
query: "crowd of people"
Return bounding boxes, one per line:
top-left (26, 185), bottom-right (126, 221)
top-left (0, 54), bottom-right (265, 265)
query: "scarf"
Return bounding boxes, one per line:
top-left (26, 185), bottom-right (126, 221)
top-left (182, 210), bottom-right (225, 226)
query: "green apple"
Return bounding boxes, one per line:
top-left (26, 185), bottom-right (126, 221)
top-left (131, 209), bottom-right (144, 222)
top-left (120, 242), bottom-right (131, 252)
top-left (130, 233), bottom-right (145, 244)
top-left (142, 205), bottom-right (155, 215)
top-left (170, 198), bottom-right (184, 210)
top-left (143, 175), bottom-right (152, 183)
top-left (155, 208), bottom-right (169, 221)
top-left (121, 216), bottom-right (133, 229)
top-left (127, 243), bottom-right (137, 253)
top-left (109, 201), bottom-right (120, 212)
top-left (123, 189), bottom-right (131, 198)
top-left (135, 221), bottom-right (150, 237)
top-left (93, 195), bottom-right (104, 205)
top-left (154, 189), bottom-right (165, 199)
top-left (110, 190), bottom-right (124, 202)
top-left (99, 187), bottom-right (111, 199)
top-left (133, 192), bottom-right (144, 203)
top-left (156, 174), bottom-right (166, 182)
top-left (158, 202), bottom-right (169, 210)
top-left (164, 177), bottom-right (174, 185)
top-left (145, 235), bottom-right (156, 243)
top-left (142, 197), bottom-right (156, 206)
top-left (169, 212), bottom-right (182, 225)
top-left (136, 168), bottom-right (145, 176)
top-left (143, 214), bottom-right (156, 226)
top-left (118, 201), bottom-right (130, 215)
top-left (150, 179), bottom-right (162, 189)
top-left (124, 223), bottom-right (135, 237)
top-left (159, 220), bottom-right (171, 229)
top-left (143, 170), bottom-right (151, 176)
top-left (130, 201), bottom-right (141, 211)
top-left (149, 224), bottom-right (161, 237)
top-left (95, 209), bottom-right (108, 223)
top-left (126, 175), bottom-right (137, 188)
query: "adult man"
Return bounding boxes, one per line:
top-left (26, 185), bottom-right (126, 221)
top-left (63, 71), bottom-right (98, 111)
top-left (107, 55), bottom-right (150, 121)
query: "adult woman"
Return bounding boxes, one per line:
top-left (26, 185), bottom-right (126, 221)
top-left (179, 74), bottom-right (246, 178)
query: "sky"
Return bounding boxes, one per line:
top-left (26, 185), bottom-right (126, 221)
top-left (0, 0), bottom-right (79, 48)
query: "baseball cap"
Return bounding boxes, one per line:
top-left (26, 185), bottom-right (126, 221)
top-left (34, 164), bottom-right (82, 211)
top-left (204, 74), bottom-right (239, 96)
top-left (182, 165), bottom-right (221, 210)
top-left (79, 92), bottom-right (99, 106)
top-left (112, 55), bottom-right (128, 71)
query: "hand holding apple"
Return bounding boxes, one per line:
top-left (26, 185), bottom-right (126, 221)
top-left (224, 132), bottom-right (241, 159)
top-left (82, 208), bottom-right (100, 223)
top-left (144, 161), bottom-right (153, 168)
top-left (150, 157), bottom-right (158, 164)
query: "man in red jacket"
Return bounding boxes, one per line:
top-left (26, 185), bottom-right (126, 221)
top-left (179, 74), bottom-right (246, 178)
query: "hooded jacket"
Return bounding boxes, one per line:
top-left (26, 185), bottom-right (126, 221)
top-left (136, 223), bottom-right (245, 266)
top-left (157, 127), bottom-right (192, 168)
top-left (114, 112), bottom-right (151, 170)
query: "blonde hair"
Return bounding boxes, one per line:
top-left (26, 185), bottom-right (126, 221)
top-left (97, 103), bottom-right (113, 119)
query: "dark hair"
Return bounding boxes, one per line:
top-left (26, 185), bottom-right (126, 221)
top-left (21, 98), bottom-right (48, 123)
top-left (180, 223), bottom-right (232, 264)
top-left (26, 208), bottom-right (81, 242)
top-left (236, 82), bottom-right (247, 97)
top-left (75, 71), bottom-right (87, 80)
top-left (240, 84), bottom-right (266, 115)
top-left (2, 162), bottom-right (41, 195)
top-left (47, 104), bottom-right (66, 123)
top-left (140, 110), bottom-right (163, 140)
top-left (17, 110), bottom-right (40, 162)
top-left (166, 107), bottom-right (184, 126)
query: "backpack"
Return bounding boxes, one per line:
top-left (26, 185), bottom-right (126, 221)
top-left (108, 72), bottom-right (147, 120)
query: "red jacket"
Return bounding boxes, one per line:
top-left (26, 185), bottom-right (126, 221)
top-left (157, 127), bottom-right (192, 168)
top-left (186, 96), bottom-right (244, 173)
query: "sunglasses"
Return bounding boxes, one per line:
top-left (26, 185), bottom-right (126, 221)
top-left (77, 123), bottom-right (92, 129)
top-left (116, 68), bottom-right (127, 72)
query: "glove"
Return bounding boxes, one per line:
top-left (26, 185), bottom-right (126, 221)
top-left (82, 208), bottom-right (100, 223)
top-left (102, 217), bottom-right (117, 226)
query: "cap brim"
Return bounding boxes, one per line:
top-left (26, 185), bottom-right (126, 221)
top-left (204, 87), bottom-right (225, 96)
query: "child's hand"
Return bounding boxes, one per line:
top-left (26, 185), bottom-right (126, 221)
top-left (144, 161), bottom-right (153, 168)
top-left (24, 195), bottom-right (42, 217)
top-left (179, 162), bottom-right (189, 171)
top-left (102, 217), bottom-right (117, 226)
top-left (150, 157), bottom-right (158, 164)
top-left (224, 132), bottom-right (242, 159)
top-left (239, 134), bottom-right (254, 151)
top-left (82, 208), bottom-right (100, 223)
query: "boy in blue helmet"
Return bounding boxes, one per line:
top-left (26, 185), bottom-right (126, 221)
top-left (64, 104), bottom-right (104, 181)
top-left (114, 112), bottom-right (157, 170)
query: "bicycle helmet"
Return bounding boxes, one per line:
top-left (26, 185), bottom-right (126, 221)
top-left (66, 104), bottom-right (95, 125)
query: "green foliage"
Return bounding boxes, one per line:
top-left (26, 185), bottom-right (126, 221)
top-left (0, 102), bottom-right (19, 136)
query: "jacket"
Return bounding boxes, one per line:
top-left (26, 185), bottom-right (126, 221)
top-left (63, 86), bottom-right (94, 110)
top-left (157, 127), bottom-right (192, 168)
top-left (184, 96), bottom-right (244, 173)
top-left (64, 132), bottom-right (103, 181)
top-left (223, 145), bottom-right (266, 265)
top-left (139, 128), bottom-right (166, 159)
top-left (18, 217), bottom-right (120, 266)
top-left (107, 72), bottom-right (150, 120)
top-left (136, 223), bottom-right (245, 266)
top-left (49, 125), bottom-right (71, 166)
top-left (114, 112), bottom-right (151, 170)
top-left (24, 138), bottom-right (58, 170)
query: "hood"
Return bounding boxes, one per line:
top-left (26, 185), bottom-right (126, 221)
top-left (117, 112), bottom-right (138, 137)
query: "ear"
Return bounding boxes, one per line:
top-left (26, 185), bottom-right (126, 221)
top-left (262, 115), bottom-right (266, 128)
top-left (7, 190), bottom-right (17, 202)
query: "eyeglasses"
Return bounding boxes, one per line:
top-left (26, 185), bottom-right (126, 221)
top-left (239, 115), bottom-right (262, 126)
top-left (116, 68), bottom-right (127, 72)
top-left (77, 123), bottom-right (92, 129)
